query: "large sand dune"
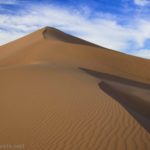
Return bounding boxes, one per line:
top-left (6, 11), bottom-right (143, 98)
top-left (0, 27), bottom-right (150, 150)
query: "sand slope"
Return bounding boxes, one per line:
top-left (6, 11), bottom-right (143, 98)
top-left (0, 27), bottom-right (150, 150)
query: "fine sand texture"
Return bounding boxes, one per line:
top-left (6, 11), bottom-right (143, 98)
top-left (0, 27), bottom-right (150, 150)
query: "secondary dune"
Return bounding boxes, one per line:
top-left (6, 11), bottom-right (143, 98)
top-left (0, 27), bottom-right (149, 150)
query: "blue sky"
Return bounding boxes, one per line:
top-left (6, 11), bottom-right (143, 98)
top-left (0, 0), bottom-right (150, 58)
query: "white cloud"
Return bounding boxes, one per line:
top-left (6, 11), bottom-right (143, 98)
top-left (134, 0), bottom-right (150, 6)
top-left (131, 49), bottom-right (150, 59)
top-left (0, 30), bottom-right (23, 44)
top-left (0, 4), bottom-right (150, 59)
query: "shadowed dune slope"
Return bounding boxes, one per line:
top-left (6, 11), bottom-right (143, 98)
top-left (100, 81), bottom-right (150, 132)
top-left (0, 27), bottom-right (150, 150)
top-left (81, 68), bottom-right (150, 132)
top-left (43, 27), bottom-right (99, 47)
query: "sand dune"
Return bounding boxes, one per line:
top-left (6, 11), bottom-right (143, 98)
top-left (0, 27), bottom-right (150, 150)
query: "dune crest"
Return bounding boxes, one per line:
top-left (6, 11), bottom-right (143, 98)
top-left (42, 26), bottom-right (99, 47)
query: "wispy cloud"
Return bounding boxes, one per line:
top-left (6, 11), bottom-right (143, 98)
top-left (0, 3), bottom-right (150, 58)
top-left (134, 0), bottom-right (150, 6)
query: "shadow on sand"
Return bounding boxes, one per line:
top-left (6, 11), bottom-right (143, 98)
top-left (80, 67), bottom-right (150, 133)
top-left (80, 68), bottom-right (150, 89)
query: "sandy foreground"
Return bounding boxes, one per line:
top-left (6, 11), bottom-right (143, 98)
top-left (0, 27), bottom-right (150, 150)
